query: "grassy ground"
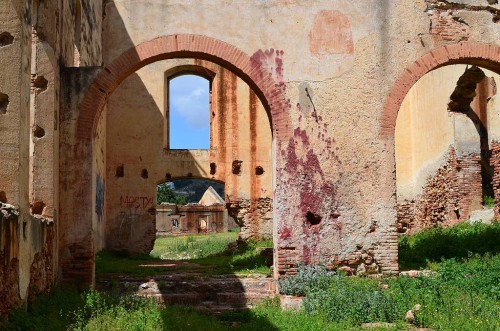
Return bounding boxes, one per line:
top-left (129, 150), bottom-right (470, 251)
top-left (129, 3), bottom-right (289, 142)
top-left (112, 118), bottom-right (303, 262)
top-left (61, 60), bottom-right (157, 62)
top-left (398, 221), bottom-right (500, 270)
top-left (96, 232), bottom-right (273, 276)
top-left (151, 232), bottom-right (239, 260)
top-left (2, 223), bottom-right (500, 330)
top-left (0, 289), bottom-right (395, 331)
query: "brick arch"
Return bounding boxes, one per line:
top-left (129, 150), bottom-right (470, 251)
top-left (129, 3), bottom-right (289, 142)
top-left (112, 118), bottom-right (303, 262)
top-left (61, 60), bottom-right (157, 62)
top-left (380, 42), bottom-right (500, 138)
top-left (78, 34), bottom-right (288, 140)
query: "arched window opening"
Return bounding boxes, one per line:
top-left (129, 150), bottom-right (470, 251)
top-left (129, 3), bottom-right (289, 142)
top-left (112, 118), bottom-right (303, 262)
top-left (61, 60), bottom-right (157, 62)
top-left (167, 75), bottom-right (210, 149)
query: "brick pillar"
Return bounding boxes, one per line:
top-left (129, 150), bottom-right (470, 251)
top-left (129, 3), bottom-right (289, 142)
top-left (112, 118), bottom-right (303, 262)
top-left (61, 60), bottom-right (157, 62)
top-left (491, 141), bottom-right (500, 217)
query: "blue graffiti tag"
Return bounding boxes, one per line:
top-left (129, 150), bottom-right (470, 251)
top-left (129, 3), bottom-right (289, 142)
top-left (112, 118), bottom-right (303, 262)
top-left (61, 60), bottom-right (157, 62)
top-left (95, 174), bottom-right (105, 222)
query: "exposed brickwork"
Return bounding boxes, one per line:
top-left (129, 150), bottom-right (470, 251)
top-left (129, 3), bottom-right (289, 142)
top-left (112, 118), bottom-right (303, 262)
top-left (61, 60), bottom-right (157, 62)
top-left (60, 239), bottom-right (94, 288)
top-left (276, 247), bottom-right (298, 276)
top-left (78, 35), bottom-right (290, 142)
top-left (491, 141), bottom-right (500, 217)
top-left (28, 217), bottom-right (55, 302)
top-left (0, 204), bottom-right (20, 315)
top-left (0, 256), bottom-right (19, 315)
top-left (428, 9), bottom-right (470, 43)
top-left (397, 147), bottom-right (482, 234)
top-left (227, 197), bottom-right (273, 240)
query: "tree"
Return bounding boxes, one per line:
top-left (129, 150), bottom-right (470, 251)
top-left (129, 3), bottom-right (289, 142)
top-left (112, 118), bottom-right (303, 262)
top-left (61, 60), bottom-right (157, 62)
top-left (156, 184), bottom-right (188, 205)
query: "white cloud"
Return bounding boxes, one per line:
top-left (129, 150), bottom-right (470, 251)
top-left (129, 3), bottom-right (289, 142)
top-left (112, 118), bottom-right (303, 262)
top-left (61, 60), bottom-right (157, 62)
top-left (170, 75), bottom-right (209, 129)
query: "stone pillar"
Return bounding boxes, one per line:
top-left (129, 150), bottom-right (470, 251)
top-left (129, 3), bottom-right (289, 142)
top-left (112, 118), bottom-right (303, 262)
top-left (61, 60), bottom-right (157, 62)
top-left (59, 67), bottom-right (101, 287)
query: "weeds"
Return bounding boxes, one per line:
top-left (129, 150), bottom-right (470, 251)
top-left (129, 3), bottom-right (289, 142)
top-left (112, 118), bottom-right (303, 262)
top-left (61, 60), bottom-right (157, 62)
top-left (278, 264), bottom-right (336, 296)
top-left (96, 234), bottom-right (273, 276)
top-left (289, 256), bottom-right (500, 330)
top-left (398, 221), bottom-right (500, 270)
top-left (151, 232), bottom-right (238, 260)
top-left (483, 194), bottom-right (495, 208)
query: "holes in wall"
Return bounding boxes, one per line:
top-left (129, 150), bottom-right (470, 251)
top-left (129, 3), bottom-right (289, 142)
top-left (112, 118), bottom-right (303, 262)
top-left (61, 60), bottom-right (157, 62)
top-left (0, 93), bottom-right (9, 114)
top-left (115, 165), bottom-right (124, 177)
top-left (0, 191), bottom-right (7, 203)
top-left (0, 32), bottom-right (14, 47)
top-left (31, 201), bottom-right (46, 215)
top-left (305, 211), bottom-right (322, 226)
top-left (22, 221), bottom-right (27, 240)
top-left (187, 172), bottom-right (193, 177)
top-left (255, 166), bottom-right (264, 176)
top-left (165, 173), bottom-right (172, 180)
top-left (232, 160), bottom-right (242, 175)
top-left (33, 125), bottom-right (45, 139)
top-left (141, 168), bottom-right (149, 179)
top-left (32, 75), bottom-right (48, 92)
top-left (210, 162), bottom-right (216, 175)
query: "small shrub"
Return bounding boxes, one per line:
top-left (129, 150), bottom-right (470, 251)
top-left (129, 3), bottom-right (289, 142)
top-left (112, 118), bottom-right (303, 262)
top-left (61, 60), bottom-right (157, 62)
top-left (228, 226), bottom-right (241, 233)
top-left (483, 194), bottom-right (495, 208)
top-left (278, 264), bottom-right (336, 296)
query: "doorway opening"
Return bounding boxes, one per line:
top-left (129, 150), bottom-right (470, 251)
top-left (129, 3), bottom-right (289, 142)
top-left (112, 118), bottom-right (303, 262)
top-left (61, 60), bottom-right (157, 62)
top-left (395, 64), bottom-right (499, 234)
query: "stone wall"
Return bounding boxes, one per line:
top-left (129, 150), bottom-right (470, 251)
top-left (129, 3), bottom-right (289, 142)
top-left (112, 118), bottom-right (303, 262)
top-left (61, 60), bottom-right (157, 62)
top-left (397, 148), bottom-right (482, 234)
top-left (0, 203), bottom-right (55, 315)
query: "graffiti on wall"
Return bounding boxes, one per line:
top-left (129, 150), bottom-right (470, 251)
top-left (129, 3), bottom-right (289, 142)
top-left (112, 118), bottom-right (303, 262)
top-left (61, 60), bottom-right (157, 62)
top-left (95, 174), bottom-right (105, 222)
top-left (120, 196), bottom-right (154, 210)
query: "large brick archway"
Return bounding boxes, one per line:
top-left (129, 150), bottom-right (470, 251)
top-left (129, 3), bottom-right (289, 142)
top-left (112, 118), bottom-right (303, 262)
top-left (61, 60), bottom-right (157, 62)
top-left (78, 34), bottom-right (289, 141)
top-left (63, 35), bottom-right (289, 285)
top-left (381, 42), bottom-right (500, 138)
top-left (375, 42), bottom-right (500, 267)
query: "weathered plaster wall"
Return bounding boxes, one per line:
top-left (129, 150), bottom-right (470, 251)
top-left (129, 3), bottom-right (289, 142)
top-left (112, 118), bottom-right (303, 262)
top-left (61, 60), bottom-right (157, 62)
top-left (0, 0), bottom-right (63, 312)
top-left (96, 0), bottom-right (500, 276)
top-left (104, 58), bottom-right (272, 253)
top-left (396, 66), bottom-right (463, 200)
top-left (57, 0), bottom-right (103, 288)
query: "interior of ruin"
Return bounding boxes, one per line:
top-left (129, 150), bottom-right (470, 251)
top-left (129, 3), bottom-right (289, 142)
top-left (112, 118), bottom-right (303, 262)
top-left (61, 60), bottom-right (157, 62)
top-left (2, 0), bottom-right (500, 315)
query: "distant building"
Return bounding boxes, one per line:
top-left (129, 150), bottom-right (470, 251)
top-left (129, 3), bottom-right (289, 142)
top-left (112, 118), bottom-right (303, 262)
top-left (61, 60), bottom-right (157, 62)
top-left (156, 186), bottom-right (237, 235)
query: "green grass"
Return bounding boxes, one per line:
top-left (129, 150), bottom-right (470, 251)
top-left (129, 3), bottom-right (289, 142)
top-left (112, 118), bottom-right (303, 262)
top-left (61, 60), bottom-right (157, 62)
top-left (1, 290), bottom-right (397, 331)
top-left (298, 255), bottom-right (500, 331)
top-left (398, 221), bottom-right (500, 270)
top-left (483, 194), bottom-right (495, 208)
top-left (151, 232), bottom-right (239, 260)
top-left (96, 233), bottom-right (273, 276)
top-left (4, 224), bottom-right (500, 330)
top-left (4, 257), bottom-right (500, 330)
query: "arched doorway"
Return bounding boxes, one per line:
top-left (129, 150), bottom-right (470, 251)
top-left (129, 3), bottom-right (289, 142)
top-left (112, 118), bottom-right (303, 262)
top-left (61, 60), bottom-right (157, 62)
top-left (59, 35), bottom-right (287, 284)
top-left (381, 42), bottom-right (500, 268)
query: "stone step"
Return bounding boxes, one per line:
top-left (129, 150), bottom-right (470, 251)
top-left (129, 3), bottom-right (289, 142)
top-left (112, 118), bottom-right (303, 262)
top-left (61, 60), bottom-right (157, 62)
top-left (97, 272), bottom-right (276, 310)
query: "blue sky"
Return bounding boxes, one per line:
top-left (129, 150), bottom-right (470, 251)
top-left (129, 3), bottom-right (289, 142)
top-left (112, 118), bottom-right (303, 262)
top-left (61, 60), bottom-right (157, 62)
top-left (169, 75), bottom-right (210, 149)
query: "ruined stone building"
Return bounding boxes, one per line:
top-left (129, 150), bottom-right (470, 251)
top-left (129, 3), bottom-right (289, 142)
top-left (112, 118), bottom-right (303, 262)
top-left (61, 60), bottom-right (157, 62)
top-left (156, 186), bottom-right (237, 235)
top-left (2, 0), bottom-right (500, 314)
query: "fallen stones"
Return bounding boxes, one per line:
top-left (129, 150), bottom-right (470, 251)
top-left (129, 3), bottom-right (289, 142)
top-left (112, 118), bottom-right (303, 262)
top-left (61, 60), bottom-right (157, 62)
top-left (279, 295), bottom-right (303, 311)
top-left (468, 208), bottom-right (495, 224)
